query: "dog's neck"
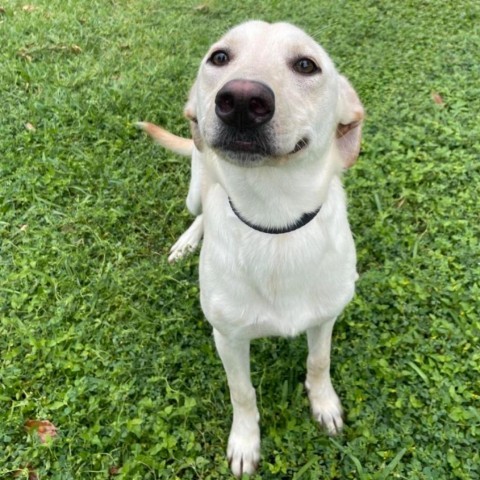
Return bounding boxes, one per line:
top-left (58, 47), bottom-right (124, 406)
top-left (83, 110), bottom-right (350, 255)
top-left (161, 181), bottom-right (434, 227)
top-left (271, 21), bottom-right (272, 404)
top-left (208, 145), bottom-right (341, 230)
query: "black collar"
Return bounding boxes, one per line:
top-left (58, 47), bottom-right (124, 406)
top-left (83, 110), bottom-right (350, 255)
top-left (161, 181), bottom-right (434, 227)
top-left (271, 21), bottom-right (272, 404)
top-left (228, 198), bottom-right (321, 235)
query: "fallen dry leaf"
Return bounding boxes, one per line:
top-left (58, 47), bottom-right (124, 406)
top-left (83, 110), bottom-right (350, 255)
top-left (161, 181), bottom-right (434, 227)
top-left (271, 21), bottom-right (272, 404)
top-left (14, 465), bottom-right (38, 480)
top-left (431, 92), bottom-right (445, 105)
top-left (25, 122), bottom-right (36, 132)
top-left (22, 4), bottom-right (36, 12)
top-left (25, 419), bottom-right (58, 443)
top-left (109, 466), bottom-right (121, 476)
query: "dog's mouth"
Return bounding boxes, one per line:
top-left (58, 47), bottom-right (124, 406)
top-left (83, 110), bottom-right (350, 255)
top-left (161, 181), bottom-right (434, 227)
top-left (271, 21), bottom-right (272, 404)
top-left (290, 138), bottom-right (309, 155)
top-left (226, 138), bottom-right (308, 155)
top-left (213, 127), bottom-right (272, 157)
top-left (227, 139), bottom-right (268, 154)
top-left (213, 128), bottom-right (309, 163)
top-left (223, 138), bottom-right (309, 156)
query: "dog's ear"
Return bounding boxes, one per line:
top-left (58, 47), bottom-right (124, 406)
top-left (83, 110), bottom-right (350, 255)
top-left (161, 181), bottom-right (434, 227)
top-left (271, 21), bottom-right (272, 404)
top-left (184, 81), bottom-right (204, 152)
top-left (336, 75), bottom-right (364, 168)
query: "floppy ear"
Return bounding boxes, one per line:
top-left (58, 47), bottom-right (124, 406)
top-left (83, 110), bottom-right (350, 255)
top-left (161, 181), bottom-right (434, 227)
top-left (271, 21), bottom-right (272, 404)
top-left (184, 81), bottom-right (204, 152)
top-left (336, 75), bottom-right (365, 168)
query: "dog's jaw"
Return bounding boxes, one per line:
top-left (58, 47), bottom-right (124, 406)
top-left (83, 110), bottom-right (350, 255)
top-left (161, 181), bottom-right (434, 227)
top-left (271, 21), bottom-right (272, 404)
top-left (208, 124), bottom-right (310, 167)
top-left (209, 122), bottom-right (271, 166)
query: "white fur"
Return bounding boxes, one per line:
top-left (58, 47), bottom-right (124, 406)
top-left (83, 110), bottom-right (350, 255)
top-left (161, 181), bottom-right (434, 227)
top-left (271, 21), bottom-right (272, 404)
top-left (145, 21), bottom-right (364, 477)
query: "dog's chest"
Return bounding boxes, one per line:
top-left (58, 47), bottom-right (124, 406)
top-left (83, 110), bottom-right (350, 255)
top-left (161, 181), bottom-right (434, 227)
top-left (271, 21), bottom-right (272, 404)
top-left (199, 187), bottom-right (357, 338)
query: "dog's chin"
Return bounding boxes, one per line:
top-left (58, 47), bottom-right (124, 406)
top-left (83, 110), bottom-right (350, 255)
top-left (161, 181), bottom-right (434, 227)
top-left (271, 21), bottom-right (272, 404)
top-left (213, 144), bottom-right (271, 167)
top-left (212, 138), bottom-right (309, 167)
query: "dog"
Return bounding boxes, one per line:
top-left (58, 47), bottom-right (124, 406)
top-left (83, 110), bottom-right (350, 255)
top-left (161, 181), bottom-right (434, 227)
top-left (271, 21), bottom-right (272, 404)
top-left (138, 20), bottom-right (364, 477)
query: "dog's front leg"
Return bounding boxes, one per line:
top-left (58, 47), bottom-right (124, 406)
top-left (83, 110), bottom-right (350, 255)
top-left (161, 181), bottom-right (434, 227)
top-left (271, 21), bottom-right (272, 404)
top-left (213, 329), bottom-right (260, 477)
top-left (306, 320), bottom-right (344, 435)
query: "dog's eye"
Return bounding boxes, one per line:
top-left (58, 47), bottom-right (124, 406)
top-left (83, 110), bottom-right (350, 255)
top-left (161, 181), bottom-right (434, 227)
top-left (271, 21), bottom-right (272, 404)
top-left (209, 50), bottom-right (230, 66)
top-left (293, 58), bottom-right (320, 75)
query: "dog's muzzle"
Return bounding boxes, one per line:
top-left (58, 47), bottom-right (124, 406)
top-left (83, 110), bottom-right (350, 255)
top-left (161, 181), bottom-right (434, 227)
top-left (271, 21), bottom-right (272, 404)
top-left (213, 79), bottom-right (275, 159)
top-left (213, 79), bottom-right (308, 162)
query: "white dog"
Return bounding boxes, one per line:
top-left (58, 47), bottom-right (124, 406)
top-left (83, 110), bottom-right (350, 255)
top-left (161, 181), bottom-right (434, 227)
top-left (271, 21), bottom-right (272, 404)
top-left (139, 20), bottom-right (364, 477)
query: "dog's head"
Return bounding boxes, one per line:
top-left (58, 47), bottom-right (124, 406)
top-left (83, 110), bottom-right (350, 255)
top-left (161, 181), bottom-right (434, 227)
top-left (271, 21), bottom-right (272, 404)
top-left (185, 21), bottom-right (364, 168)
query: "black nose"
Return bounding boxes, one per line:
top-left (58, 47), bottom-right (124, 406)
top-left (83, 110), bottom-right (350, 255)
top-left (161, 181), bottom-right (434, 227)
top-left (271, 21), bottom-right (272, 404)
top-left (215, 79), bottom-right (275, 129)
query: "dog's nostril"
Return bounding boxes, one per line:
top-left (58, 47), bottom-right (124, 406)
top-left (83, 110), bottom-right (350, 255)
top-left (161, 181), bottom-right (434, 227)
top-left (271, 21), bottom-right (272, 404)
top-left (249, 97), bottom-right (271, 117)
top-left (217, 93), bottom-right (235, 114)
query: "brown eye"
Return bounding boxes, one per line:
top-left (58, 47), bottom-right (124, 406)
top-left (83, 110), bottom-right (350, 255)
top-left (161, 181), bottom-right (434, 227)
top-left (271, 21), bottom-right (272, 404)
top-left (293, 58), bottom-right (320, 75)
top-left (209, 50), bottom-right (230, 66)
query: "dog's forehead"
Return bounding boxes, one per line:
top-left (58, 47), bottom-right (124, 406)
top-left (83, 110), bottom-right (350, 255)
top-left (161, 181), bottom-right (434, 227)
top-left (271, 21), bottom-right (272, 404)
top-left (211, 21), bottom-right (332, 65)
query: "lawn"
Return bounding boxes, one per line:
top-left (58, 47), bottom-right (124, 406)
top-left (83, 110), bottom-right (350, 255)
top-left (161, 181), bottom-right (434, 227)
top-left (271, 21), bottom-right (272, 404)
top-left (1, 0), bottom-right (479, 478)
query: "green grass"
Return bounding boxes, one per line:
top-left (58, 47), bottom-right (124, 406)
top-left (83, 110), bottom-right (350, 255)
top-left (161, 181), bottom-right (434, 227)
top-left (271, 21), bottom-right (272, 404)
top-left (1, 0), bottom-right (479, 478)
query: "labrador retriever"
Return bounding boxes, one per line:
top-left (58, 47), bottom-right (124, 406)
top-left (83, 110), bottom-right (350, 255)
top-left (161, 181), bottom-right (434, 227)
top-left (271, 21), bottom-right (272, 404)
top-left (139, 20), bottom-right (364, 477)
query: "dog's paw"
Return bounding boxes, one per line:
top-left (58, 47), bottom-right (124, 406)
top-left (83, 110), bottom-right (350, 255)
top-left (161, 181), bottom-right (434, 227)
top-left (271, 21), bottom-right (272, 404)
top-left (168, 239), bottom-right (197, 263)
top-left (306, 382), bottom-right (344, 435)
top-left (168, 215), bottom-right (203, 263)
top-left (227, 425), bottom-right (260, 477)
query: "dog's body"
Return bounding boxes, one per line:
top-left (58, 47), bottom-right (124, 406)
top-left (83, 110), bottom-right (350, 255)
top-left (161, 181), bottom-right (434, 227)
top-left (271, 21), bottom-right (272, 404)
top-left (140, 21), bottom-right (364, 476)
